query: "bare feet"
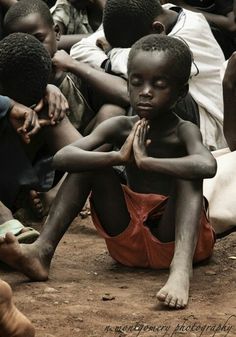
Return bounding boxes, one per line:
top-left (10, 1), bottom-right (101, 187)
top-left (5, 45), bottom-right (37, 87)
top-left (29, 190), bottom-right (52, 219)
top-left (0, 280), bottom-right (35, 337)
top-left (156, 268), bottom-right (191, 309)
top-left (0, 233), bottom-right (51, 281)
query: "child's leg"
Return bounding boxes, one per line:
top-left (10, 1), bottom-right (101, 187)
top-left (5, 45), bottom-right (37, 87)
top-left (0, 168), bottom-right (130, 280)
top-left (156, 179), bottom-right (203, 309)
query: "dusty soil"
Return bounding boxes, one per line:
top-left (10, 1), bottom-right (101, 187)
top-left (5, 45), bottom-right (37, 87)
top-left (1, 214), bottom-right (236, 337)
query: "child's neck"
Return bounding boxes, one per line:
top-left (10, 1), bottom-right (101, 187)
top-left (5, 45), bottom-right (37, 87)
top-left (148, 111), bottom-right (178, 133)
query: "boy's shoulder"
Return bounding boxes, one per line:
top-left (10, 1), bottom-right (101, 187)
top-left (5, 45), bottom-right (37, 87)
top-left (101, 114), bottom-right (138, 136)
top-left (93, 114), bottom-right (138, 145)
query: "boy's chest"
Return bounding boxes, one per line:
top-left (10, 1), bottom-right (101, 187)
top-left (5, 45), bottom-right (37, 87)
top-left (147, 131), bottom-right (187, 158)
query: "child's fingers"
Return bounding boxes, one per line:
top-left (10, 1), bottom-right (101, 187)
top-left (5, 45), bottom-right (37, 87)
top-left (39, 118), bottom-right (51, 127)
top-left (21, 111), bottom-right (33, 132)
top-left (34, 98), bottom-right (44, 113)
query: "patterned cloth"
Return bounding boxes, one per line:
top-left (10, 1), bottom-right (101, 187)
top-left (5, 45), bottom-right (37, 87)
top-left (50, 0), bottom-right (93, 34)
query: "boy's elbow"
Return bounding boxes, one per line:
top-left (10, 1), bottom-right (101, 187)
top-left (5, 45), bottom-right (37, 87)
top-left (204, 157), bottom-right (217, 178)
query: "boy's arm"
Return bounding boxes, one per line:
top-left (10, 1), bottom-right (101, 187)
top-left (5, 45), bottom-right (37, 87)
top-left (70, 25), bottom-right (108, 68)
top-left (133, 120), bottom-right (217, 180)
top-left (52, 50), bottom-right (129, 107)
top-left (53, 116), bottom-right (138, 172)
top-left (223, 52), bottom-right (236, 151)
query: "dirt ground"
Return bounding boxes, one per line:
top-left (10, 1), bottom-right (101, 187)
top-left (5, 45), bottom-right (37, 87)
top-left (1, 213), bottom-right (236, 337)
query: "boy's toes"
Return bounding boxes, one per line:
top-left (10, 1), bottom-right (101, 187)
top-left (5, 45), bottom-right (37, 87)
top-left (156, 290), bottom-right (167, 302)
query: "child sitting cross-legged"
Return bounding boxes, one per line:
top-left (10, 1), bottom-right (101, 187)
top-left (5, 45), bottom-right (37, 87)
top-left (0, 34), bottom-right (217, 310)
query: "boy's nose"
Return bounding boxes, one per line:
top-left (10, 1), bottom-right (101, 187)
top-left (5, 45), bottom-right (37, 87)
top-left (139, 85), bottom-right (153, 97)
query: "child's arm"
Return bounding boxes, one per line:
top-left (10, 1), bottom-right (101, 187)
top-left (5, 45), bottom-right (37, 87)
top-left (52, 50), bottom-right (129, 107)
top-left (223, 53), bottom-right (236, 151)
top-left (133, 119), bottom-right (216, 180)
top-left (53, 116), bottom-right (138, 172)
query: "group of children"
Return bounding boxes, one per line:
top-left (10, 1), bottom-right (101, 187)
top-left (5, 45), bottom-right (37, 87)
top-left (0, 0), bottom-right (235, 336)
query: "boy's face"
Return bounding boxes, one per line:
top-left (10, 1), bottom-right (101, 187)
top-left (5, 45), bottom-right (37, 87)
top-left (7, 13), bottom-right (58, 57)
top-left (128, 50), bottom-right (186, 121)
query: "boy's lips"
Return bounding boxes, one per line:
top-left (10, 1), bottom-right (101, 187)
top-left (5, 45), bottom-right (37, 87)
top-left (137, 102), bottom-right (153, 110)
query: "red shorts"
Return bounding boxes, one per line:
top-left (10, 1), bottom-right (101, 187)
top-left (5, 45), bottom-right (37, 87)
top-left (90, 185), bottom-right (216, 269)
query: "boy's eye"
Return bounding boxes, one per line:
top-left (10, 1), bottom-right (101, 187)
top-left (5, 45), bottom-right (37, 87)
top-left (130, 77), bottom-right (143, 86)
top-left (34, 34), bottom-right (45, 42)
top-left (153, 80), bottom-right (168, 89)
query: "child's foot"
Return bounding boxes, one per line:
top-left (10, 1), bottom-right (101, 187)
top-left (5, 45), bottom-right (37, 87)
top-left (156, 268), bottom-right (190, 309)
top-left (0, 233), bottom-right (50, 281)
top-left (29, 190), bottom-right (53, 219)
top-left (0, 280), bottom-right (35, 337)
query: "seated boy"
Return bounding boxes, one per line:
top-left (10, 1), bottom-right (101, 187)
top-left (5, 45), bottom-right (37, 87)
top-left (4, 0), bottom-right (129, 134)
top-left (0, 34), bottom-right (216, 310)
top-left (0, 32), bottom-right (81, 225)
top-left (71, 0), bottom-right (227, 151)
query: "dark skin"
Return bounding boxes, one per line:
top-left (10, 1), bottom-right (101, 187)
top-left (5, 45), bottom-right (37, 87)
top-left (0, 50), bottom-right (216, 310)
top-left (223, 52), bottom-right (236, 151)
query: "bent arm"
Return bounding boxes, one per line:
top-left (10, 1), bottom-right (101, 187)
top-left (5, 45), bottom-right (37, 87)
top-left (53, 116), bottom-right (130, 172)
top-left (53, 51), bottom-right (129, 107)
top-left (58, 34), bottom-right (90, 52)
top-left (134, 122), bottom-right (217, 179)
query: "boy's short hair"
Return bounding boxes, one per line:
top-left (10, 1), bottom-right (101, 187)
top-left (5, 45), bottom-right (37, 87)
top-left (4, 0), bottom-right (54, 33)
top-left (128, 34), bottom-right (192, 85)
top-left (0, 33), bottom-right (51, 106)
top-left (103, 0), bottom-right (163, 48)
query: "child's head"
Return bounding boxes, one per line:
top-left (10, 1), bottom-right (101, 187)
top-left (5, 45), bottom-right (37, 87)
top-left (0, 32), bottom-right (51, 106)
top-left (103, 0), bottom-right (163, 48)
top-left (68, 0), bottom-right (90, 10)
top-left (127, 34), bottom-right (192, 120)
top-left (4, 0), bottom-right (59, 57)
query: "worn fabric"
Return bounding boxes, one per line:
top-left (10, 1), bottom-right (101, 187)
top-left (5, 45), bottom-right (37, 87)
top-left (90, 185), bottom-right (215, 269)
top-left (59, 73), bottom-right (95, 132)
top-left (50, 0), bottom-right (93, 34)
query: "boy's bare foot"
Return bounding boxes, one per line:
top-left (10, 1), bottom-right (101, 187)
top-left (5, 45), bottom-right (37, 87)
top-left (0, 233), bottom-right (50, 281)
top-left (29, 190), bottom-right (53, 219)
top-left (156, 268), bottom-right (191, 309)
top-left (0, 280), bottom-right (35, 337)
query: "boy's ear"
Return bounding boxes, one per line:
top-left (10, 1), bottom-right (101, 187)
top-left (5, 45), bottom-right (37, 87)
top-left (151, 21), bottom-right (165, 34)
top-left (54, 24), bottom-right (61, 41)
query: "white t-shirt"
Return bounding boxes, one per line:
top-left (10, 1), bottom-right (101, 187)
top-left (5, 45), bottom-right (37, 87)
top-left (70, 5), bottom-right (226, 150)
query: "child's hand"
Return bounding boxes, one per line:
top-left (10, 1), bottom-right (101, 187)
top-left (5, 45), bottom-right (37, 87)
top-left (9, 101), bottom-right (41, 144)
top-left (52, 50), bottom-right (73, 72)
top-left (96, 37), bottom-right (112, 54)
top-left (133, 119), bottom-right (150, 166)
top-left (35, 84), bottom-right (69, 125)
top-left (119, 121), bottom-right (140, 163)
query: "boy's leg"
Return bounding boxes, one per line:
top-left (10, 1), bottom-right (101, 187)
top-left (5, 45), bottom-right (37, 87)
top-left (156, 179), bottom-right (203, 309)
top-left (27, 116), bottom-right (82, 218)
top-left (0, 279), bottom-right (35, 337)
top-left (0, 168), bottom-right (130, 280)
